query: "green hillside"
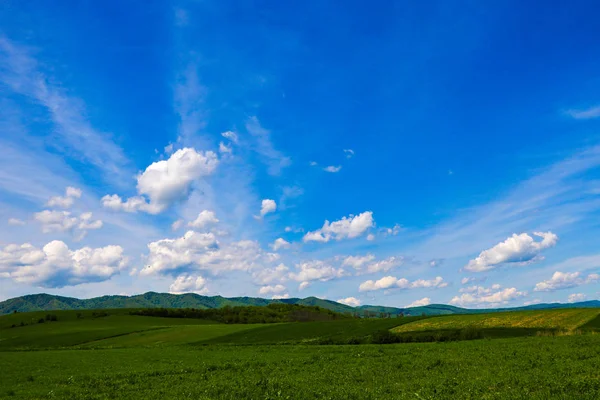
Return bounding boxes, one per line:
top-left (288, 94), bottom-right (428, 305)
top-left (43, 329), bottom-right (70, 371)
top-left (1, 292), bottom-right (599, 316)
top-left (0, 311), bottom-right (222, 350)
top-left (0, 308), bottom-right (415, 350)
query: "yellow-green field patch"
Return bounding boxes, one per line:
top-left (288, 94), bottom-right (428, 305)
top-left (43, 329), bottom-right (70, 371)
top-left (391, 309), bottom-right (600, 333)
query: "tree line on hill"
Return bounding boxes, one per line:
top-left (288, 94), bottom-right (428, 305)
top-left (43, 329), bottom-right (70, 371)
top-left (130, 303), bottom-right (353, 323)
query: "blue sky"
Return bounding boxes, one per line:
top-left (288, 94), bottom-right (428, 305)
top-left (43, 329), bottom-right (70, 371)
top-left (0, 0), bottom-right (599, 308)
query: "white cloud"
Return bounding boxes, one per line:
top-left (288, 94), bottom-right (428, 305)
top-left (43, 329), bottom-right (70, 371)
top-left (459, 284), bottom-right (501, 294)
top-left (271, 238), bottom-right (291, 251)
top-left (289, 260), bottom-right (345, 283)
top-left (251, 264), bottom-right (289, 285)
top-left (221, 131), bottom-right (238, 144)
top-left (342, 254), bottom-right (404, 274)
top-left (218, 142), bottom-right (232, 154)
top-left (188, 210), bottom-right (219, 229)
top-left (7, 218), bottom-right (25, 226)
top-left (359, 276), bottom-right (407, 292)
top-left (171, 219), bottom-right (184, 231)
top-left (464, 232), bottom-right (558, 272)
top-left (164, 143), bottom-right (174, 154)
top-left (34, 211), bottom-right (78, 232)
top-left (259, 284), bottom-right (286, 295)
top-left (309, 161), bottom-right (318, 166)
top-left (101, 194), bottom-right (159, 214)
top-left (272, 293), bottom-right (290, 299)
top-left (384, 224), bottom-right (401, 236)
top-left (337, 297), bottom-right (361, 307)
top-left (323, 165), bottom-right (342, 173)
top-left (365, 256), bottom-right (404, 274)
top-left (567, 293), bottom-right (587, 303)
top-left (134, 147), bottom-right (218, 211)
top-left (245, 117), bottom-right (290, 175)
top-left (534, 271), bottom-right (599, 292)
top-left (0, 241), bottom-right (128, 287)
top-left (77, 212), bottom-right (103, 230)
top-left (298, 281), bottom-right (310, 291)
top-left (46, 186), bottom-right (82, 208)
top-left (343, 149), bottom-right (354, 159)
top-left (359, 276), bottom-right (446, 292)
top-left (342, 254), bottom-right (376, 269)
top-left (411, 276), bottom-right (448, 289)
top-left (449, 285), bottom-right (527, 307)
top-left (285, 226), bottom-right (304, 233)
top-left (141, 231), bottom-right (278, 277)
top-left (260, 199), bottom-right (277, 217)
top-left (103, 148), bottom-right (218, 214)
top-left (141, 231), bottom-right (217, 276)
top-left (169, 274), bottom-right (208, 295)
top-left (566, 105), bottom-right (600, 120)
top-left (406, 297), bottom-right (431, 308)
top-left (34, 210), bottom-right (102, 239)
top-left (366, 233), bottom-right (375, 241)
top-left (303, 211), bottom-right (374, 243)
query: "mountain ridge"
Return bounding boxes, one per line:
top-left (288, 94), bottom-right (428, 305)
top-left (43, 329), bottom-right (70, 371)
top-left (1, 292), bottom-right (598, 316)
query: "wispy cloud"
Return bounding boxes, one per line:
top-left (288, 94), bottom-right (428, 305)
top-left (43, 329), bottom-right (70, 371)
top-left (415, 145), bottom-right (600, 260)
top-left (174, 62), bottom-right (209, 147)
top-left (245, 116), bottom-right (291, 175)
top-left (323, 165), bottom-right (342, 173)
top-left (171, 59), bottom-right (263, 241)
top-left (565, 105), bottom-right (600, 120)
top-left (0, 36), bottom-right (132, 186)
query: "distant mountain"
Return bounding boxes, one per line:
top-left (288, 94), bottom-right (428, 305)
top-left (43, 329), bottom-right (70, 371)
top-left (0, 292), bottom-right (598, 316)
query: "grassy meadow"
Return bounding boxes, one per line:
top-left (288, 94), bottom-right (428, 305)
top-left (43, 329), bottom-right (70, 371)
top-left (1, 307), bottom-right (599, 399)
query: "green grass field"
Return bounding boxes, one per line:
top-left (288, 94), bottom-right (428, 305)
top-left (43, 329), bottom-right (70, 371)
top-left (1, 308), bottom-right (599, 399)
top-left (81, 324), bottom-right (264, 348)
top-left (1, 336), bottom-right (599, 399)
top-left (200, 317), bottom-right (425, 345)
top-left (0, 313), bottom-right (224, 350)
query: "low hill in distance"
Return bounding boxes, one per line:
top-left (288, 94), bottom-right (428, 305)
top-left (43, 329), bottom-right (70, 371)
top-left (1, 292), bottom-right (598, 316)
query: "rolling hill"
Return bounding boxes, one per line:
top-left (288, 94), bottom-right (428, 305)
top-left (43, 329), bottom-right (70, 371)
top-left (1, 292), bottom-right (598, 316)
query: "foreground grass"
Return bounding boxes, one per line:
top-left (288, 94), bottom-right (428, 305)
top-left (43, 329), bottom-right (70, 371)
top-left (392, 308), bottom-right (600, 333)
top-left (1, 335), bottom-right (598, 399)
